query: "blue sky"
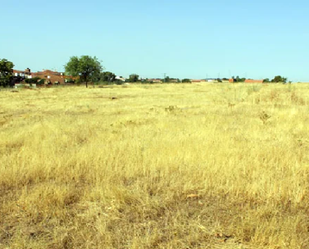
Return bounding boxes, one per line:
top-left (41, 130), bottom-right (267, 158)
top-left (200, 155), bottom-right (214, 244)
top-left (1, 0), bottom-right (308, 81)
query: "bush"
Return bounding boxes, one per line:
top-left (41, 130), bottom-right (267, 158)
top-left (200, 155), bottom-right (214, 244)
top-left (128, 74), bottom-right (139, 82)
top-left (232, 76), bottom-right (246, 83)
top-left (115, 80), bottom-right (124, 85)
top-left (75, 78), bottom-right (82, 84)
top-left (65, 78), bottom-right (75, 83)
top-left (97, 81), bottom-right (110, 85)
top-left (182, 79), bottom-right (191, 83)
top-left (25, 77), bottom-right (41, 84)
top-left (37, 79), bottom-right (45, 85)
top-left (141, 79), bottom-right (154, 84)
top-left (271, 75), bottom-right (287, 83)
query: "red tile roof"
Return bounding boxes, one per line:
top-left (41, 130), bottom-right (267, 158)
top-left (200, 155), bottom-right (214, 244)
top-left (13, 69), bottom-right (25, 74)
top-left (13, 68), bottom-right (76, 84)
top-left (244, 79), bottom-right (263, 83)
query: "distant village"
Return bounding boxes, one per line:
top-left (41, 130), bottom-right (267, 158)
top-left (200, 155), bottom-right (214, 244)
top-left (12, 67), bottom-right (265, 87)
top-left (12, 68), bottom-right (75, 86)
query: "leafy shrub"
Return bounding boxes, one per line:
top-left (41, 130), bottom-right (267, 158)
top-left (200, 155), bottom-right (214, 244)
top-left (271, 76), bottom-right (287, 83)
top-left (231, 76), bottom-right (246, 83)
top-left (25, 77), bottom-right (41, 83)
top-left (100, 71), bottom-right (116, 82)
top-left (115, 79), bottom-right (124, 85)
top-left (128, 74), bottom-right (139, 82)
top-left (65, 78), bottom-right (75, 83)
top-left (182, 79), bottom-right (191, 83)
top-left (75, 78), bottom-right (82, 84)
top-left (37, 79), bottom-right (45, 85)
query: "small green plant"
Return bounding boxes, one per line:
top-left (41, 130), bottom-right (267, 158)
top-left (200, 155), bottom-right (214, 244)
top-left (259, 111), bottom-right (271, 124)
top-left (25, 77), bottom-right (41, 83)
top-left (65, 78), bottom-right (75, 83)
top-left (182, 79), bottom-right (191, 83)
top-left (37, 79), bottom-right (45, 85)
top-left (165, 105), bottom-right (179, 113)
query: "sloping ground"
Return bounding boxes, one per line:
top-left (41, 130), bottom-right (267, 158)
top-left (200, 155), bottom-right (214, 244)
top-left (0, 84), bottom-right (309, 248)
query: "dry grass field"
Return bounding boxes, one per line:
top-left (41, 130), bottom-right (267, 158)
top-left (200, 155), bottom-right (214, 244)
top-left (1, 83), bottom-right (309, 249)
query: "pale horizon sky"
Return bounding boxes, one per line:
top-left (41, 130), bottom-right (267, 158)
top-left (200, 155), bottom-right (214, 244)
top-left (1, 0), bottom-right (309, 81)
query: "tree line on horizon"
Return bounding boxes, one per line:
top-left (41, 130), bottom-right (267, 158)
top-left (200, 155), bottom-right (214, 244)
top-left (0, 56), bottom-right (289, 87)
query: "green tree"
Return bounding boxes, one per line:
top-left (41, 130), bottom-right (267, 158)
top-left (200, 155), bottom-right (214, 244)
top-left (25, 77), bottom-right (41, 84)
top-left (0, 59), bottom-right (14, 87)
top-left (182, 78), bottom-right (191, 83)
top-left (263, 78), bottom-right (270, 83)
top-left (164, 76), bottom-right (170, 83)
top-left (100, 71), bottom-right (116, 82)
top-left (129, 74), bottom-right (139, 82)
top-left (65, 55), bottom-right (103, 88)
top-left (271, 75), bottom-right (287, 83)
top-left (236, 76), bottom-right (246, 82)
top-left (231, 76), bottom-right (246, 83)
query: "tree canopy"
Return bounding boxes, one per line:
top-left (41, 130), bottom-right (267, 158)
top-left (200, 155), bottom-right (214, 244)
top-left (100, 71), bottom-right (116, 82)
top-left (271, 75), bottom-right (287, 83)
top-left (182, 78), bottom-right (191, 83)
top-left (65, 56), bottom-right (103, 87)
top-left (231, 76), bottom-right (246, 83)
top-left (164, 76), bottom-right (170, 83)
top-left (263, 76), bottom-right (287, 83)
top-left (0, 58), bottom-right (14, 87)
top-left (128, 74), bottom-right (139, 82)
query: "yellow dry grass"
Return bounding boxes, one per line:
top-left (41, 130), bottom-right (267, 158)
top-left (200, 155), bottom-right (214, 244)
top-left (0, 83), bottom-right (309, 249)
